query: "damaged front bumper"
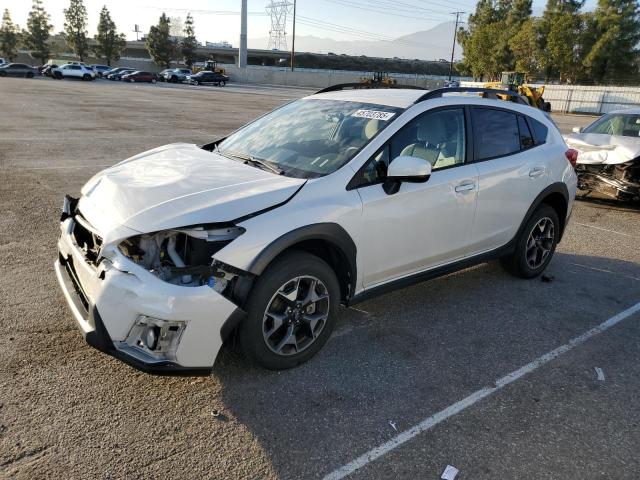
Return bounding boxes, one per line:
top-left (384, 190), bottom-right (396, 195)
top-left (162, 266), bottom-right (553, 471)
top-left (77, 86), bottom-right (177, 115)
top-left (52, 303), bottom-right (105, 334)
top-left (576, 161), bottom-right (640, 202)
top-left (55, 211), bottom-right (245, 375)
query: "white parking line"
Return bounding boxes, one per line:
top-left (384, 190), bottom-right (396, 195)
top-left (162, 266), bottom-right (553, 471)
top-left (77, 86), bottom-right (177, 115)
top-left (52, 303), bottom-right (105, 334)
top-left (323, 301), bottom-right (640, 480)
top-left (574, 222), bottom-right (632, 237)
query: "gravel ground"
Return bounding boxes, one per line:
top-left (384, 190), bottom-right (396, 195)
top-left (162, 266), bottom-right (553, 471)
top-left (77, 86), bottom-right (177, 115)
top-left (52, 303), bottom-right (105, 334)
top-left (0, 77), bottom-right (638, 480)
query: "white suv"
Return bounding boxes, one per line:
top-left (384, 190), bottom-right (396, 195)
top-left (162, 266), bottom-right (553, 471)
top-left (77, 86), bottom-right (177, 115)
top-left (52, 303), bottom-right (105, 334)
top-left (52, 63), bottom-right (96, 81)
top-left (55, 86), bottom-right (577, 374)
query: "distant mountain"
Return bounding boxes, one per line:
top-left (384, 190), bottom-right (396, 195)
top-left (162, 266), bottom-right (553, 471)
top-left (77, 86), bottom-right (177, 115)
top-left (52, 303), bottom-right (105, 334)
top-left (248, 21), bottom-right (461, 61)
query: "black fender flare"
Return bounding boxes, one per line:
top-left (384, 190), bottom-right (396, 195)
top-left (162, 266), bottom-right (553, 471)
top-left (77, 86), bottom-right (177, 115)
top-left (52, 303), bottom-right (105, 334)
top-left (517, 182), bottom-right (570, 242)
top-left (246, 223), bottom-right (358, 297)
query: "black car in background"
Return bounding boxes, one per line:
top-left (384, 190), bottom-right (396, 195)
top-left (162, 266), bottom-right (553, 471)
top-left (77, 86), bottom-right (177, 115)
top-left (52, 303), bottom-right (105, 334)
top-left (106, 68), bottom-right (135, 81)
top-left (0, 63), bottom-right (38, 78)
top-left (186, 71), bottom-right (229, 86)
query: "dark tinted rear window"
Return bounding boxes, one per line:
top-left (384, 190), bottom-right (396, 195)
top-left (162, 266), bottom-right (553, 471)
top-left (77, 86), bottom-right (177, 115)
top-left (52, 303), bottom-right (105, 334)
top-left (518, 115), bottom-right (534, 149)
top-left (527, 117), bottom-right (548, 145)
top-left (472, 108), bottom-right (520, 160)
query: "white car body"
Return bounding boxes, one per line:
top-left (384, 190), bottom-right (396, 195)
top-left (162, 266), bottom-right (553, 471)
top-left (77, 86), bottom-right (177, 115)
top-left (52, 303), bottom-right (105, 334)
top-left (53, 63), bottom-right (96, 80)
top-left (55, 88), bottom-right (577, 374)
top-left (564, 108), bottom-right (640, 165)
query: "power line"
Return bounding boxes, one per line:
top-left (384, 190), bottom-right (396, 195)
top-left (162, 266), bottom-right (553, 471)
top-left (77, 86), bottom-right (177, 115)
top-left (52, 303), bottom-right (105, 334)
top-left (323, 0), bottom-right (452, 21)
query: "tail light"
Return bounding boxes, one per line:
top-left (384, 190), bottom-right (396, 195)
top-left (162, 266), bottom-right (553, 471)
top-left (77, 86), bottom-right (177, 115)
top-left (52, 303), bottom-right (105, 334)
top-left (565, 149), bottom-right (578, 167)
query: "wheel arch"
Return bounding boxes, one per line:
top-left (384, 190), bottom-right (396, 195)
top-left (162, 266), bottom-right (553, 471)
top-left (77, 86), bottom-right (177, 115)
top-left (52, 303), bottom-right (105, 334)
top-left (520, 182), bottom-right (570, 242)
top-left (246, 223), bottom-right (357, 302)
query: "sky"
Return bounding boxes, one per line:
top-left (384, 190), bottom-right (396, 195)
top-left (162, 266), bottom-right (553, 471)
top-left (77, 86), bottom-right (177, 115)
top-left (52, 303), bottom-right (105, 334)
top-left (2, 0), bottom-right (597, 47)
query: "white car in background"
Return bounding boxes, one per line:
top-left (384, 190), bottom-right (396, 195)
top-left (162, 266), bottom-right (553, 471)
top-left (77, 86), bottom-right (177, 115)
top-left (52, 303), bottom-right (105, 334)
top-left (52, 63), bottom-right (96, 81)
top-left (55, 86), bottom-right (577, 374)
top-left (564, 109), bottom-right (640, 202)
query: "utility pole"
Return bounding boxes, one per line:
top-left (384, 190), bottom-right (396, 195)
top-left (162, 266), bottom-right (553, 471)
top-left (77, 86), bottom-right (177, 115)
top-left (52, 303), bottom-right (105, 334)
top-left (239, 0), bottom-right (247, 68)
top-left (448, 11), bottom-right (463, 81)
top-left (291, 0), bottom-right (296, 70)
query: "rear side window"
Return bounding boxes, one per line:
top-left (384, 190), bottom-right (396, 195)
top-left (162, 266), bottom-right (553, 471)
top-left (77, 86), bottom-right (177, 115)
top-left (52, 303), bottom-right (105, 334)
top-left (472, 108), bottom-right (520, 160)
top-left (518, 115), bottom-right (534, 148)
top-left (527, 117), bottom-right (548, 145)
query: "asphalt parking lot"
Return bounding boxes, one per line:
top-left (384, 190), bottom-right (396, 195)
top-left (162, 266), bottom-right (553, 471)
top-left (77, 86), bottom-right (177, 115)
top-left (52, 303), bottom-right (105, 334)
top-left (1, 77), bottom-right (639, 479)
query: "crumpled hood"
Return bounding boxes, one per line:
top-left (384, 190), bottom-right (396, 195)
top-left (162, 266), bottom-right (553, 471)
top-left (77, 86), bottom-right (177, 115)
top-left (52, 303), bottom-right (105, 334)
top-left (564, 133), bottom-right (640, 165)
top-left (78, 143), bottom-right (305, 241)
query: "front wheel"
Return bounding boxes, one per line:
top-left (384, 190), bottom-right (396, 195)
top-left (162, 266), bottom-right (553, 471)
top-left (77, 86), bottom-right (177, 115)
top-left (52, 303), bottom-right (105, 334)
top-left (151, 78), bottom-right (157, 83)
top-left (239, 251), bottom-right (340, 370)
top-left (220, 80), bottom-right (226, 87)
top-left (0, 71), bottom-right (7, 77)
top-left (26, 72), bottom-right (34, 78)
top-left (82, 74), bottom-right (91, 81)
top-left (500, 204), bottom-right (560, 278)
top-left (193, 80), bottom-right (199, 86)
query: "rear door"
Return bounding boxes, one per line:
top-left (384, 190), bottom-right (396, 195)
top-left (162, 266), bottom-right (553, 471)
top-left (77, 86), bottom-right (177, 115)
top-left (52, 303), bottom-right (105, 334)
top-left (468, 107), bottom-right (550, 254)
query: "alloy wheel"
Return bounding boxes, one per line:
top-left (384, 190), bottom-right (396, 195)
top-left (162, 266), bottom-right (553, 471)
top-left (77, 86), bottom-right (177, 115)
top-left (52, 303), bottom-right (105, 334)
top-left (525, 217), bottom-right (555, 269)
top-left (262, 276), bottom-right (330, 356)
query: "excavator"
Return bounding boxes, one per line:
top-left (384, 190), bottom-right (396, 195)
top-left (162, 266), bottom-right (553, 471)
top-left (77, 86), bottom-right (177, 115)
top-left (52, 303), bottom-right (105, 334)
top-left (360, 71), bottom-right (397, 87)
top-left (484, 71), bottom-right (551, 112)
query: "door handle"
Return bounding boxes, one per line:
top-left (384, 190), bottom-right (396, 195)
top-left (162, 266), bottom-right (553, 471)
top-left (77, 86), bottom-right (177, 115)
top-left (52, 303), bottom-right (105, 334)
top-left (529, 167), bottom-right (545, 178)
top-left (455, 182), bottom-right (476, 193)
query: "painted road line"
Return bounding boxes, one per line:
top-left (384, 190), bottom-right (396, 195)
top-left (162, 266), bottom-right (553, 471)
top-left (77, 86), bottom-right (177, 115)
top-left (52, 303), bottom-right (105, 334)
top-left (574, 222), bottom-right (632, 237)
top-left (323, 301), bottom-right (640, 480)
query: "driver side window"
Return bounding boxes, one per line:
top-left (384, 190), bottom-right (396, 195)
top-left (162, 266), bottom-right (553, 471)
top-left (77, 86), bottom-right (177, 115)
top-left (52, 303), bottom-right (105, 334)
top-left (354, 107), bottom-right (467, 187)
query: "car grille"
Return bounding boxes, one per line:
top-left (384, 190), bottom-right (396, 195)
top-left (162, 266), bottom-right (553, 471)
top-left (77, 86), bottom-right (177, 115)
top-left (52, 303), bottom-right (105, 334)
top-left (71, 214), bottom-right (103, 265)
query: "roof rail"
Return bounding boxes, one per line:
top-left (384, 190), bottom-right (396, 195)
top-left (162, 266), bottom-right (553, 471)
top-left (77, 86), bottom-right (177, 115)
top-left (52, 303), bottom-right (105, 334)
top-left (315, 83), bottom-right (427, 94)
top-left (414, 87), bottom-right (529, 106)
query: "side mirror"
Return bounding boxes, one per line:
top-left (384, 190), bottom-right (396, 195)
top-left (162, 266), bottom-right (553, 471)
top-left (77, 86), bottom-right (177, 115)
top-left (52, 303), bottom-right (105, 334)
top-left (383, 155), bottom-right (432, 195)
top-left (572, 126), bottom-right (582, 133)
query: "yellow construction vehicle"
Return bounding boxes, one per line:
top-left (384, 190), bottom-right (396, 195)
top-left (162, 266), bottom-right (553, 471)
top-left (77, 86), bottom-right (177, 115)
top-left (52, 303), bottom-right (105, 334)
top-left (193, 60), bottom-right (226, 75)
top-left (484, 72), bottom-right (550, 112)
top-left (359, 71), bottom-right (397, 87)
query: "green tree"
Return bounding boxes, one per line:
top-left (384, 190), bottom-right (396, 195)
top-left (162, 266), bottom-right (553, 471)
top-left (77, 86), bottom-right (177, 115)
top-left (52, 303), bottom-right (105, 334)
top-left (538, 0), bottom-right (585, 80)
top-left (63, 0), bottom-right (88, 61)
top-left (24, 0), bottom-right (52, 65)
top-left (583, 0), bottom-right (640, 84)
top-left (545, 12), bottom-right (586, 82)
top-left (94, 6), bottom-right (126, 66)
top-left (510, 18), bottom-right (543, 74)
top-left (146, 13), bottom-right (174, 68)
top-left (458, 0), bottom-right (519, 80)
top-left (0, 9), bottom-right (20, 61)
top-left (181, 13), bottom-right (197, 68)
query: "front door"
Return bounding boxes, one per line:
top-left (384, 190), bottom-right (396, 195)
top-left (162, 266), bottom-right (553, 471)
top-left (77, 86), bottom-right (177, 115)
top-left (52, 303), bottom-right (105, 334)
top-left (353, 107), bottom-right (479, 288)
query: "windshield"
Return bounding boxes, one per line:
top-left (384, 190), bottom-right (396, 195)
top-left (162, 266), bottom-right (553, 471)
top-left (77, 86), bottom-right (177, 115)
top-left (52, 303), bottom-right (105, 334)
top-left (583, 113), bottom-right (640, 137)
top-left (217, 99), bottom-right (401, 178)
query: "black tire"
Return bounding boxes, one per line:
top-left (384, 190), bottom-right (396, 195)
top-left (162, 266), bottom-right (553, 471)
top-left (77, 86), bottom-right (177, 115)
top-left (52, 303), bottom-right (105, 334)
top-left (82, 74), bottom-right (91, 81)
top-left (193, 80), bottom-right (199, 86)
top-left (26, 72), bottom-right (34, 78)
top-left (220, 80), bottom-right (226, 86)
top-left (0, 71), bottom-right (6, 77)
top-left (239, 251), bottom-right (340, 370)
top-left (54, 72), bottom-right (62, 79)
top-left (500, 204), bottom-right (560, 278)
top-left (171, 75), bottom-right (178, 83)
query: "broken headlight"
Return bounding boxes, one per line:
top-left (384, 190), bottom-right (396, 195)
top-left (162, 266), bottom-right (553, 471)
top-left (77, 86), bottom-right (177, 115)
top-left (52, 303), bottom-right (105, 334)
top-left (115, 225), bottom-right (246, 291)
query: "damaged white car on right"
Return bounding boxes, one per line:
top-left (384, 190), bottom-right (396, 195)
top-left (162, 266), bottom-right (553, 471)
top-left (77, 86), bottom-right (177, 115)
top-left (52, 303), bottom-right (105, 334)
top-left (564, 109), bottom-right (640, 202)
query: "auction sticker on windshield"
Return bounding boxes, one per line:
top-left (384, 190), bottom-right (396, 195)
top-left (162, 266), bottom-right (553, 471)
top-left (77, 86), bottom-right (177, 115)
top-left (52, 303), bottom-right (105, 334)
top-left (352, 109), bottom-right (396, 121)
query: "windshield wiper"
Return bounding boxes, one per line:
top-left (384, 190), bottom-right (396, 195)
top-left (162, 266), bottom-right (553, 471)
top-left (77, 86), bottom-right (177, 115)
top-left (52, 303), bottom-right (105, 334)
top-left (220, 150), bottom-right (284, 175)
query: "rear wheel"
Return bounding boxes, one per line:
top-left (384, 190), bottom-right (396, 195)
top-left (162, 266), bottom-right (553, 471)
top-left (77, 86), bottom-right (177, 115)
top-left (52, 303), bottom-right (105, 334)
top-left (82, 74), bottom-right (91, 81)
top-left (220, 80), bottom-right (226, 86)
top-left (500, 204), bottom-right (559, 278)
top-left (151, 78), bottom-right (157, 84)
top-left (0, 71), bottom-right (7, 77)
top-left (193, 80), bottom-right (200, 86)
top-left (26, 72), bottom-right (34, 78)
top-left (239, 251), bottom-right (340, 370)
top-left (54, 72), bottom-right (62, 79)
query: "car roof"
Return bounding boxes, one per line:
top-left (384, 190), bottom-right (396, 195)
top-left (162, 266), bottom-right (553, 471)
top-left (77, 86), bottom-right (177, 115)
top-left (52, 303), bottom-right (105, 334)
top-left (607, 108), bottom-right (640, 115)
top-left (310, 88), bottom-right (425, 108)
